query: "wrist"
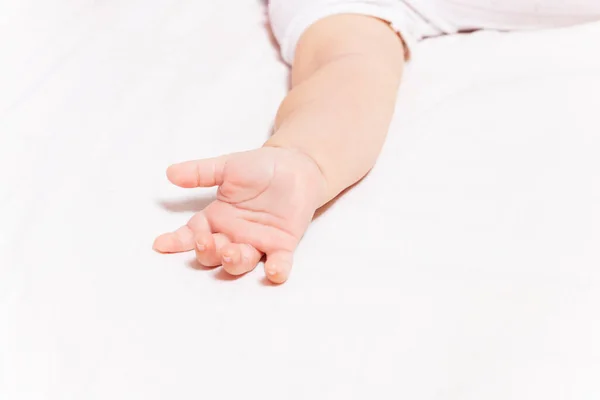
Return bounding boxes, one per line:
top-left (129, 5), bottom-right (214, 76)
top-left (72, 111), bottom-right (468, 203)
top-left (263, 141), bottom-right (330, 208)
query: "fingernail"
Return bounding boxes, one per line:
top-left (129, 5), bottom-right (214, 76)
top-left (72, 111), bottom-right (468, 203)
top-left (223, 256), bottom-right (232, 263)
top-left (196, 243), bottom-right (206, 251)
top-left (267, 268), bottom-right (277, 276)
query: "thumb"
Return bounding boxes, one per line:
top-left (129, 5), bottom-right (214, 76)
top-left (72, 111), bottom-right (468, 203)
top-left (166, 155), bottom-right (230, 188)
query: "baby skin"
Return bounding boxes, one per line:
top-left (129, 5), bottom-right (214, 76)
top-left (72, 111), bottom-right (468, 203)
top-left (153, 15), bottom-right (405, 283)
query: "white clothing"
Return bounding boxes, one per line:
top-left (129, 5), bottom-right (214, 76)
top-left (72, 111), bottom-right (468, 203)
top-left (269, 0), bottom-right (600, 63)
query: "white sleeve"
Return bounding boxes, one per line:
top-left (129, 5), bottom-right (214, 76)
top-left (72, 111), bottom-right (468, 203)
top-left (268, 0), bottom-right (420, 65)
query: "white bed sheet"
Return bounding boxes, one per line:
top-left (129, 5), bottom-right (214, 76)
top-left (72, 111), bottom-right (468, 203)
top-left (1, 1), bottom-right (599, 399)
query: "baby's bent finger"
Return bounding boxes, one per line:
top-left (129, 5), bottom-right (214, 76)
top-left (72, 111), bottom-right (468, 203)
top-left (221, 243), bottom-right (262, 276)
top-left (264, 251), bottom-right (294, 284)
top-left (195, 233), bottom-right (230, 267)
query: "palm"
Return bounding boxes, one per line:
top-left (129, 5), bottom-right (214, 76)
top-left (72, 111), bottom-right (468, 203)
top-left (154, 147), bottom-right (325, 283)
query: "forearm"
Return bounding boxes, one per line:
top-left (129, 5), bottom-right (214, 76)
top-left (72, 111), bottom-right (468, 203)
top-left (264, 14), bottom-right (405, 205)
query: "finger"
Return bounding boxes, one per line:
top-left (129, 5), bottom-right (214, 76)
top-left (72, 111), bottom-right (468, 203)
top-left (210, 217), bottom-right (297, 256)
top-left (153, 212), bottom-right (211, 253)
top-left (195, 232), bottom-right (230, 267)
top-left (264, 250), bottom-right (294, 284)
top-left (166, 155), bottom-right (230, 189)
top-left (153, 225), bottom-right (194, 253)
top-left (221, 243), bottom-right (263, 276)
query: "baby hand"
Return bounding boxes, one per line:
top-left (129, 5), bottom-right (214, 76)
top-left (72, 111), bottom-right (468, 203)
top-left (153, 147), bottom-right (326, 283)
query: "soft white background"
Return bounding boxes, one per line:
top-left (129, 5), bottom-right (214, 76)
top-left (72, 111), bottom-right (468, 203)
top-left (1, 1), bottom-right (599, 399)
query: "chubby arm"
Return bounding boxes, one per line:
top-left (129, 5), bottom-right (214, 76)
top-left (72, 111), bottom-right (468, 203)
top-left (154, 14), bottom-right (406, 283)
top-left (265, 14), bottom-right (406, 205)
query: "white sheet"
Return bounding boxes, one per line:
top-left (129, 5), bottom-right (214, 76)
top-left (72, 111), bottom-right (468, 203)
top-left (1, 1), bottom-right (599, 399)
